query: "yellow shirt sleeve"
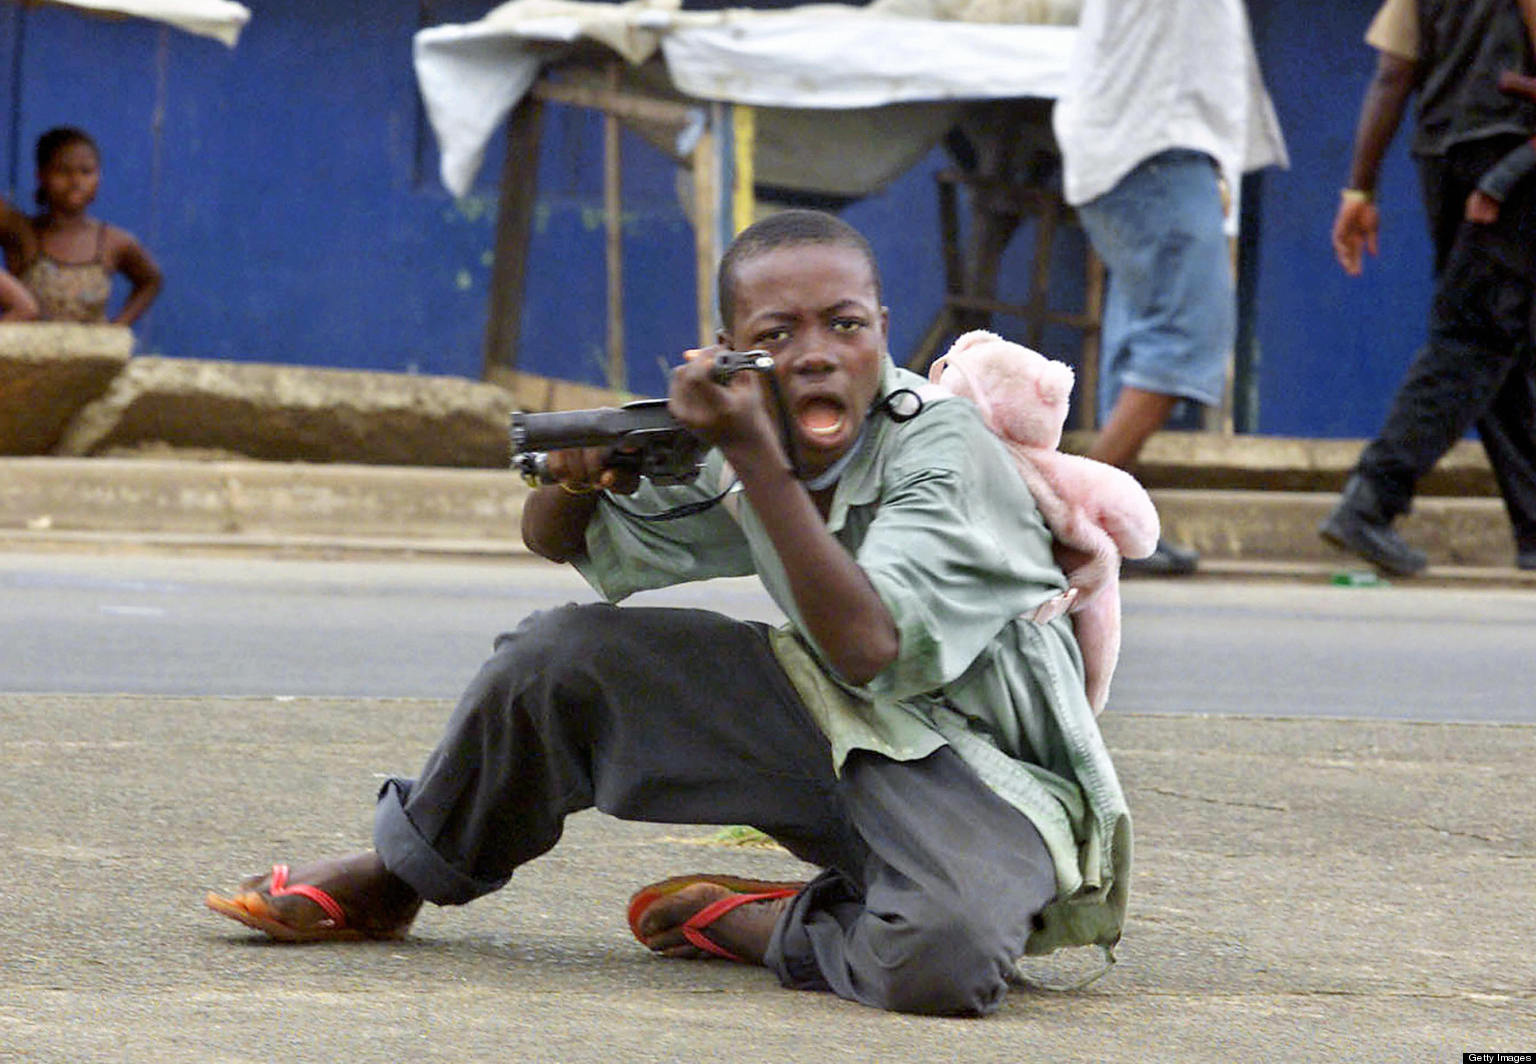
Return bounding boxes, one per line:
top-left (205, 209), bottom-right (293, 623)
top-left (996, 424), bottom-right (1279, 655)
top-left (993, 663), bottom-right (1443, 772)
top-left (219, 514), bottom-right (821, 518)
top-left (1365, 0), bottom-right (1418, 61)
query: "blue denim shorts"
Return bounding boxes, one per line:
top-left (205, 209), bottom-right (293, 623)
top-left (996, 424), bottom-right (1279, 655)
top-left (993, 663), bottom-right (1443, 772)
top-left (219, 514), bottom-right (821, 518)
top-left (1075, 149), bottom-right (1235, 420)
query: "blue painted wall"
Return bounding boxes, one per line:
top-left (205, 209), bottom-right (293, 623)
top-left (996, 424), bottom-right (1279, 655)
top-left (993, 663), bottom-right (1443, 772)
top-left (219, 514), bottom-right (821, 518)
top-left (2, 0), bottom-right (1442, 436)
top-left (513, 106), bottom-right (948, 400)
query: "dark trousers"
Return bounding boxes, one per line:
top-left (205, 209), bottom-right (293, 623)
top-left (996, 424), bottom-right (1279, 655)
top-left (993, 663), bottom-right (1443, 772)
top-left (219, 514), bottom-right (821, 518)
top-left (372, 603), bottom-right (1057, 1016)
top-left (1355, 137), bottom-right (1536, 553)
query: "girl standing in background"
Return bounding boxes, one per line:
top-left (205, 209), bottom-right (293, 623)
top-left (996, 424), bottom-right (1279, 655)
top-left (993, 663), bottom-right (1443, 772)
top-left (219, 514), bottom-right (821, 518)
top-left (0, 126), bottom-right (162, 325)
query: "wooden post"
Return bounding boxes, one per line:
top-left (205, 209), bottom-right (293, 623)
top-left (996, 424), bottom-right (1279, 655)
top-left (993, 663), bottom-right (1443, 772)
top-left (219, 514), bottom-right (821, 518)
top-left (685, 102), bottom-right (744, 341)
top-left (603, 64), bottom-right (625, 391)
top-left (527, 74), bottom-right (707, 354)
top-left (482, 98), bottom-right (544, 379)
top-left (1025, 197), bottom-right (1058, 352)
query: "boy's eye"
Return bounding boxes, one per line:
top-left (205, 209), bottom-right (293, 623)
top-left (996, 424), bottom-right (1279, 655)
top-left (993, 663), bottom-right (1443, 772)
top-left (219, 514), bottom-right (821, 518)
top-left (755, 327), bottom-right (789, 345)
top-left (831, 318), bottom-right (864, 333)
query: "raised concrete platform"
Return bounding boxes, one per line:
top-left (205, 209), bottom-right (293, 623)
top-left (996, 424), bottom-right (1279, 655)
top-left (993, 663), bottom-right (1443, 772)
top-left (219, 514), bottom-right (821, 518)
top-left (0, 322), bottom-right (133, 454)
top-left (0, 338), bottom-right (1525, 579)
top-left (56, 356), bottom-right (520, 467)
top-left (0, 331), bottom-right (637, 467)
top-left (0, 327), bottom-right (1503, 504)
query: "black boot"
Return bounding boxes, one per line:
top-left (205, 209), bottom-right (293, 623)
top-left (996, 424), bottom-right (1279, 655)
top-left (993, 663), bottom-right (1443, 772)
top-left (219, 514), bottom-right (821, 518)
top-left (1318, 475), bottom-right (1428, 576)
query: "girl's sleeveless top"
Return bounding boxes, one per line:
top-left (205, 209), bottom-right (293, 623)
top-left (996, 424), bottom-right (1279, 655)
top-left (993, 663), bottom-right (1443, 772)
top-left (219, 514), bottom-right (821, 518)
top-left (21, 222), bottom-right (111, 323)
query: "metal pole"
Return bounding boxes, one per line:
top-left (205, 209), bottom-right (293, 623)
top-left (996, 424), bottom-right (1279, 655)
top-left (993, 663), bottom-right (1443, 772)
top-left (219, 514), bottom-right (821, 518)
top-left (1232, 171), bottom-right (1265, 434)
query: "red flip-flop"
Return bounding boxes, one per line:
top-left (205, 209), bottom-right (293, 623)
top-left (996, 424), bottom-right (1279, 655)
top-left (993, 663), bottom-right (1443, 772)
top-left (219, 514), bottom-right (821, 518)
top-left (627, 873), bottom-right (804, 963)
top-left (205, 863), bottom-right (384, 943)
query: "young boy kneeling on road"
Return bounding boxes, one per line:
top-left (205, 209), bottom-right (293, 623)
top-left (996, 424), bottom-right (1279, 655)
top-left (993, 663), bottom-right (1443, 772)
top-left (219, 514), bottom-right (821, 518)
top-left (205, 209), bottom-right (1132, 1017)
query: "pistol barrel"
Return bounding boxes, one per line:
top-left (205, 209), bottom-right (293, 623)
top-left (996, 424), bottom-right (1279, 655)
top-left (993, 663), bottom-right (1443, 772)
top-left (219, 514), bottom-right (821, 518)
top-left (510, 400), bottom-right (677, 454)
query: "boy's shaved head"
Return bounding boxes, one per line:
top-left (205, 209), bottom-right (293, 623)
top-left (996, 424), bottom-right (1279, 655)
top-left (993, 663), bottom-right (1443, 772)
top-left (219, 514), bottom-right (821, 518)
top-left (717, 209), bottom-right (884, 332)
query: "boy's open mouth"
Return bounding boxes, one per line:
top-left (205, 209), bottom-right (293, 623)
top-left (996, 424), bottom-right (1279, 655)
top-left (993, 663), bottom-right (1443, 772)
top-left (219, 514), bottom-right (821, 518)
top-left (797, 397), bottom-right (847, 440)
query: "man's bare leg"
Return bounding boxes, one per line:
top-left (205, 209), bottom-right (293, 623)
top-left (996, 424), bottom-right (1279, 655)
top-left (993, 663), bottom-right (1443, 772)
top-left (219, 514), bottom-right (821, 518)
top-left (1087, 385), bottom-right (1199, 574)
top-left (1085, 385), bottom-right (1179, 469)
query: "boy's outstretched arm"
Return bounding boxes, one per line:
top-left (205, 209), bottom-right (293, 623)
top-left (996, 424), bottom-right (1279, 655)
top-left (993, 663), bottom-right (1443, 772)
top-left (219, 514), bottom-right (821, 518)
top-left (669, 349), bottom-right (898, 686)
top-left (521, 483), bottom-right (602, 563)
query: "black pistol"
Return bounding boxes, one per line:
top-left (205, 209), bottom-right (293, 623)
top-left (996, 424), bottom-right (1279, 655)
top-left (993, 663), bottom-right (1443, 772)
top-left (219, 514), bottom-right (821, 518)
top-left (509, 350), bottom-right (774, 486)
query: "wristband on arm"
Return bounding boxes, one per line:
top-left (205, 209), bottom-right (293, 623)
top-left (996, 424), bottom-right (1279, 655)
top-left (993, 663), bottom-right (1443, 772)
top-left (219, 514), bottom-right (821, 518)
top-left (1476, 139), bottom-right (1536, 203)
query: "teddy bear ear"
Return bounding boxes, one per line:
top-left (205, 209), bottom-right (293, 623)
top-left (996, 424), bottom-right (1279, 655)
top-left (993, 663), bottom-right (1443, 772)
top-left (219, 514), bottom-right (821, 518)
top-left (1039, 359), bottom-right (1076, 403)
top-left (948, 330), bottom-right (1002, 359)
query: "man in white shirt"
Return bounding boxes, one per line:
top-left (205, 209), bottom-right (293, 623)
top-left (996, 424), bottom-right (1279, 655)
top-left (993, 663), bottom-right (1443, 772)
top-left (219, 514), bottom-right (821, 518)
top-left (1053, 0), bottom-right (1287, 574)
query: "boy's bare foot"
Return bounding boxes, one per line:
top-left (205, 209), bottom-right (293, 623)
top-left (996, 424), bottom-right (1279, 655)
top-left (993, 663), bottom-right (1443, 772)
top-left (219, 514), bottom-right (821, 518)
top-left (632, 882), bottom-right (794, 965)
top-left (206, 851), bottom-right (422, 940)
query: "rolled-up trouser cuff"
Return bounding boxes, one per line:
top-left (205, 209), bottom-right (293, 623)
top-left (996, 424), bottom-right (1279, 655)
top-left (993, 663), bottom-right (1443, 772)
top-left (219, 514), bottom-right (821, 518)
top-left (761, 872), bottom-right (847, 994)
top-left (373, 777), bottom-right (508, 906)
top-left (764, 878), bottom-right (836, 993)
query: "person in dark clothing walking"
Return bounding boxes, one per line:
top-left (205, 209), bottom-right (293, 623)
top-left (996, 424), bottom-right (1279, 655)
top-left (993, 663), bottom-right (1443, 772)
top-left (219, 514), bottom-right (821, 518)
top-left (1325, 0), bottom-right (1536, 574)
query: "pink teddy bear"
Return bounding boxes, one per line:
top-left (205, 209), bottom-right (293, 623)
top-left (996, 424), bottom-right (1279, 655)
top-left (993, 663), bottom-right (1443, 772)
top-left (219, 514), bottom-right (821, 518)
top-left (926, 330), bottom-right (1161, 715)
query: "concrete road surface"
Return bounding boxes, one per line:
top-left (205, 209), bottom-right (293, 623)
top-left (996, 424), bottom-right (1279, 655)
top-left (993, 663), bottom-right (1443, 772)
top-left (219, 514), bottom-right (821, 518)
top-left (1, 693), bottom-right (1532, 1063)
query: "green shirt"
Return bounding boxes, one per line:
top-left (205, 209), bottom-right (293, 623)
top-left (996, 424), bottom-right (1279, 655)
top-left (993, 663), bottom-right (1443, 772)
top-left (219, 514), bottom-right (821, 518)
top-left (574, 364), bottom-right (1131, 956)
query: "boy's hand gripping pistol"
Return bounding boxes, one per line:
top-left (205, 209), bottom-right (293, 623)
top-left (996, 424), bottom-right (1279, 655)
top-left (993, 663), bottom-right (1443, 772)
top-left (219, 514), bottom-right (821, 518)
top-left (509, 350), bottom-right (774, 486)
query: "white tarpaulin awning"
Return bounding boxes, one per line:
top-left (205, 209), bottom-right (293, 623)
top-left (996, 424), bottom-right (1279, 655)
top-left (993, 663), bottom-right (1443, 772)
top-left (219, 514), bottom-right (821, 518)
top-left (37, 0), bottom-right (251, 47)
top-left (414, 0), bottom-right (1076, 198)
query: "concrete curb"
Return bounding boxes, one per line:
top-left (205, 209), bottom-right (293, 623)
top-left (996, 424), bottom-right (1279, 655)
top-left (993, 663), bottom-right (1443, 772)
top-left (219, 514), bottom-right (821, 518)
top-left (1153, 488), bottom-right (1523, 570)
top-left (0, 456), bottom-right (526, 543)
top-left (3, 455), bottom-right (1534, 586)
top-left (1066, 430), bottom-right (1500, 496)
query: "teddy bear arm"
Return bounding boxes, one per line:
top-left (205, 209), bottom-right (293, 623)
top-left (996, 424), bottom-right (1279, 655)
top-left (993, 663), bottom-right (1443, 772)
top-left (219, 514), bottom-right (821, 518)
top-left (1094, 492), bottom-right (1161, 558)
top-left (1052, 455), bottom-right (1160, 559)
